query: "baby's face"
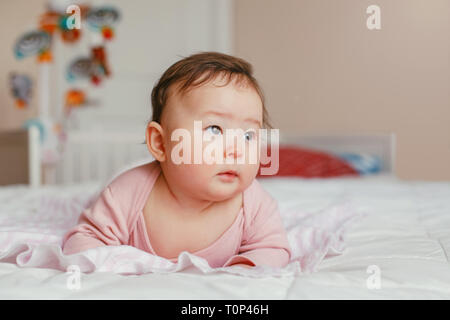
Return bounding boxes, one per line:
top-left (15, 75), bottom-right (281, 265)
top-left (159, 76), bottom-right (263, 202)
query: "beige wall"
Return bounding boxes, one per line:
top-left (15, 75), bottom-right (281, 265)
top-left (234, 0), bottom-right (450, 180)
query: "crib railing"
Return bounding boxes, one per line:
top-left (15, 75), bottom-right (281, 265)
top-left (40, 131), bottom-right (395, 185)
top-left (50, 130), bottom-right (153, 185)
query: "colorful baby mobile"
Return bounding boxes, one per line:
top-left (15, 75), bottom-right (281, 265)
top-left (13, 3), bottom-right (120, 62)
top-left (12, 3), bottom-right (120, 109)
top-left (11, 2), bottom-right (121, 166)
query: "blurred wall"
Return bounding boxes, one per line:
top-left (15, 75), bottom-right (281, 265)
top-left (234, 0), bottom-right (450, 180)
top-left (1, 0), bottom-right (449, 181)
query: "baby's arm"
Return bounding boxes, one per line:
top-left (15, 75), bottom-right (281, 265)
top-left (62, 186), bottom-right (129, 255)
top-left (224, 184), bottom-right (291, 268)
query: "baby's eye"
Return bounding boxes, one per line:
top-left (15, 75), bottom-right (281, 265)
top-left (205, 125), bottom-right (223, 135)
top-left (244, 130), bottom-right (256, 141)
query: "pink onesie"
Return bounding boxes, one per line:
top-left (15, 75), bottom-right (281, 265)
top-left (62, 161), bottom-right (292, 268)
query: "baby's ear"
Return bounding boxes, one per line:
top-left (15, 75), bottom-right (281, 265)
top-left (146, 121), bottom-right (166, 162)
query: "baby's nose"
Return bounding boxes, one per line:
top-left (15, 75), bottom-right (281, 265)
top-left (224, 139), bottom-right (243, 159)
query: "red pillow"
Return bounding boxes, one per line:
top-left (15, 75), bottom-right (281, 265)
top-left (257, 145), bottom-right (359, 178)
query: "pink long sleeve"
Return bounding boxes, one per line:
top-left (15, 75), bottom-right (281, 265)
top-left (61, 161), bottom-right (292, 269)
top-left (62, 186), bottom-right (130, 255)
top-left (223, 180), bottom-right (291, 268)
top-left (62, 162), bottom-right (158, 256)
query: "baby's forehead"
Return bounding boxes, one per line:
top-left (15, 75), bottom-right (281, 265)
top-left (177, 79), bottom-right (260, 107)
top-left (161, 75), bottom-right (263, 126)
top-left (195, 90), bottom-right (260, 122)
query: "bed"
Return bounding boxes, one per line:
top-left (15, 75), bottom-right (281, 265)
top-left (0, 129), bottom-right (449, 299)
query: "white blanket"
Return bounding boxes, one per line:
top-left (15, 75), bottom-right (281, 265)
top-left (0, 181), bottom-right (363, 278)
top-left (0, 176), bottom-right (449, 299)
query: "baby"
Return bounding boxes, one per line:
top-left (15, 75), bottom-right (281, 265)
top-left (62, 52), bottom-right (292, 269)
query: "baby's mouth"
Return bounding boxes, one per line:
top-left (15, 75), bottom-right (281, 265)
top-left (217, 170), bottom-right (239, 181)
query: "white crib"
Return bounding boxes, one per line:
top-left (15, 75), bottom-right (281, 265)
top-left (25, 129), bottom-right (395, 186)
top-left (49, 129), bottom-right (153, 186)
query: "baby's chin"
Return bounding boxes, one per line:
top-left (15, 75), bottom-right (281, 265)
top-left (205, 175), bottom-right (256, 201)
top-left (197, 178), bottom-right (244, 202)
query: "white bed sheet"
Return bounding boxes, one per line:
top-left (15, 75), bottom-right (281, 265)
top-left (0, 175), bottom-right (449, 300)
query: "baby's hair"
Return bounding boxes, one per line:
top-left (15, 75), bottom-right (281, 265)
top-left (150, 51), bottom-right (272, 129)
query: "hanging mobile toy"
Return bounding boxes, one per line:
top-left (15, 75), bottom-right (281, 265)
top-left (9, 73), bottom-right (33, 109)
top-left (14, 30), bottom-right (52, 63)
top-left (67, 56), bottom-right (96, 81)
top-left (67, 46), bottom-right (111, 86)
top-left (61, 28), bottom-right (81, 43)
top-left (67, 55), bottom-right (101, 85)
top-left (65, 89), bottom-right (86, 110)
top-left (87, 6), bottom-right (120, 41)
top-left (39, 11), bottom-right (60, 35)
top-left (58, 8), bottom-right (82, 44)
top-left (91, 46), bottom-right (111, 77)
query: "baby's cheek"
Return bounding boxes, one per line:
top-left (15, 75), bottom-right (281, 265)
top-left (239, 163), bottom-right (260, 185)
top-left (184, 164), bottom-right (208, 181)
top-left (166, 161), bottom-right (203, 186)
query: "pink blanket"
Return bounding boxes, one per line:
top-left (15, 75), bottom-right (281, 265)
top-left (0, 186), bottom-right (365, 277)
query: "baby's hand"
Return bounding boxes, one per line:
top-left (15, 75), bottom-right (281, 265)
top-left (229, 263), bottom-right (253, 269)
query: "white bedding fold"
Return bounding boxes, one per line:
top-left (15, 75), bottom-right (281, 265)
top-left (0, 184), bottom-right (364, 277)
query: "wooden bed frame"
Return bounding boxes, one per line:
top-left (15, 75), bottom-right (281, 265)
top-left (0, 127), bottom-right (40, 187)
